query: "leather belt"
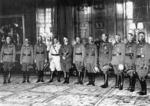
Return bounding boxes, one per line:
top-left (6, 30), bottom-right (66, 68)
top-left (125, 53), bottom-right (134, 56)
top-left (136, 55), bottom-right (144, 58)
top-left (4, 53), bottom-right (13, 55)
top-left (51, 54), bottom-right (60, 56)
top-left (36, 52), bottom-right (44, 54)
top-left (23, 54), bottom-right (31, 56)
top-left (75, 53), bottom-right (82, 55)
top-left (112, 53), bottom-right (121, 56)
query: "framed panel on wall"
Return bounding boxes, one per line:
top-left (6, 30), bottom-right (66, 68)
top-left (0, 15), bottom-right (25, 51)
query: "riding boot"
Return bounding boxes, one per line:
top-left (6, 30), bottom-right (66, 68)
top-left (119, 73), bottom-right (124, 90)
top-left (66, 72), bottom-right (70, 84)
top-left (3, 71), bottom-right (7, 84)
top-left (138, 79), bottom-right (147, 95)
top-left (27, 71), bottom-right (30, 83)
top-left (36, 71), bottom-right (41, 83)
top-left (115, 75), bottom-right (119, 88)
top-left (87, 73), bottom-right (92, 85)
top-left (75, 72), bottom-right (80, 84)
top-left (91, 73), bottom-right (95, 86)
top-left (48, 71), bottom-right (54, 83)
top-left (101, 74), bottom-right (108, 88)
top-left (130, 75), bottom-right (136, 92)
top-left (22, 71), bottom-right (26, 83)
top-left (127, 76), bottom-right (132, 91)
top-left (79, 72), bottom-right (83, 84)
top-left (40, 71), bottom-right (44, 82)
top-left (7, 71), bottom-right (11, 83)
top-left (57, 71), bottom-right (61, 82)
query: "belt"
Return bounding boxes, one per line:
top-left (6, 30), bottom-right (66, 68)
top-left (23, 54), bottom-right (31, 56)
top-left (136, 55), bottom-right (144, 58)
top-left (36, 52), bottom-right (44, 54)
top-left (51, 54), bottom-right (60, 56)
top-left (4, 53), bottom-right (13, 55)
top-left (112, 53), bottom-right (121, 56)
top-left (75, 53), bottom-right (82, 55)
top-left (125, 53), bottom-right (133, 57)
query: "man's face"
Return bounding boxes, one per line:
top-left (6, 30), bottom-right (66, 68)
top-left (138, 33), bottom-right (145, 42)
top-left (25, 39), bottom-right (29, 45)
top-left (54, 38), bottom-right (58, 44)
top-left (88, 36), bottom-right (93, 44)
top-left (38, 36), bottom-right (42, 42)
top-left (102, 34), bottom-right (107, 42)
top-left (76, 37), bottom-right (80, 43)
top-left (127, 33), bottom-right (133, 42)
top-left (6, 37), bottom-right (11, 44)
top-left (115, 35), bottom-right (120, 42)
top-left (63, 37), bottom-right (68, 45)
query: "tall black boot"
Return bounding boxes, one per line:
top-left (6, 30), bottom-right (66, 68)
top-left (48, 71), bottom-right (54, 83)
top-left (40, 71), bottom-right (44, 82)
top-left (130, 75), bottom-right (136, 92)
top-left (79, 72), bottom-right (83, 84)
top-left (7, 71), bottom-right (11, 83)
top-left (3, 71), bottom-right (7, 84)
top-left (127, 76), bottom-right (132, 91)
top-left (27, 71), bottom-right (30, 83)
top-left (91, 73), bottom-right (95, 86)
top-left (138, 79), bottom-right (147, 95)
top-left (119, 73), bottom-right (124, 90)
top-left (63, 72), bottom-right (67, 84)
top-left (87, 73), bottom-right (92, 85)
top-left (22, 71), bottom-right (26, 83)
top-left (66, 72), bottom-right (70, 84)
top-left (57, 71), bottom-right (61, 82)
top-left (115, 75), bottom-right (119, 88)
top-left (101, 74), bottom-right (108, 88)
top-left (36, 71), bottom-right (41, 83)
top-left (75, 72), bottom-right (80, 84)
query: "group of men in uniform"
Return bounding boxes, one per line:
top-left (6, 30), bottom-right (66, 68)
top-left (0, 31), bottom-right (150, 96)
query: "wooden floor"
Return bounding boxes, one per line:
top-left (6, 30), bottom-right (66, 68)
top-left (0, 74), bottom-right (149, 106)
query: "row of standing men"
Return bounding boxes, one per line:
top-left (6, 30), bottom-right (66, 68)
top-left (0, 32), bottom-right (150, 96)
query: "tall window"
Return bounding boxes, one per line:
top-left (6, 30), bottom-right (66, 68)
top-left (36, 8), bottom-right (53, 44)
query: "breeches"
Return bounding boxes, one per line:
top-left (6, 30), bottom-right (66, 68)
top-left (50, 56), bottom-right (61, 71)
top-left (3, 62), bottom-right (13, 71)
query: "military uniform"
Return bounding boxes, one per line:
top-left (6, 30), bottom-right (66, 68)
top-left (48, 42), bottom-right (61, 82)
top-left (84, 43), bottom-right (97, 86)
top-left (0, 43), bottom-right (16, 84)
top-left (60, 43), bottom-right (72, 84)
top-left (73, 43), bottom-right (85, 84)
top-left (111, 42), bottom-right (125, 90)
top-left (98, 41), bottom-right (112, 88)
top-left (135, 42), bottom-right (150, 95)
top-left (124, 42), bottom-right (137, 92)
top-left (34, 42), bottom-right (47, 82)
top-left (20, 44), bottom-right (34, 83)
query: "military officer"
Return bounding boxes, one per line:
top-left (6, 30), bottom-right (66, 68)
top-left (84, 36), bottom-right (97, 86)
top-left (111, 34), bottom-right (125, 90)
top-left (60, 36), bottom-right (73, 84)
top-left (34, 36), bottom-right (47, 83)
top-left (124, 33), bottom-right (137, 92)
top-left (0, 36), bottom-right (16, 84)
top-left (48, 37), bottom-right (62, 83)
top-left (20, 38), bottom-right (34, 83)
top-left (98, 33), bottom-right (112, 88)
top-left (73, 36), bottom-right (85, 84)
top-left (135, 32), bottom-right (150, 95)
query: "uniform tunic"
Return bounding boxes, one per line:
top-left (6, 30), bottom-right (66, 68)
top-left (1, 43), bottom-right (16, 71)
top-left (34, 43), bottom-right (47, 71)
top-left (49, 42), bottom-right (61, 71)
top-left (98, 42), bottom-right (112, 73)
top-left (73, 43), bottom-right (85, 72)
top-left (124, 42), bottom-right (136, 76)
top-left (111, 42), bottom-right (125, 75)
top-left (60, 44), bottom-right (72, 72)
top-left (20, 44), bottom-right (34, 71)
top-left (84, 43), bottom-right (97, 73)
top-left (135, 43), bottom-right (150, 78)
